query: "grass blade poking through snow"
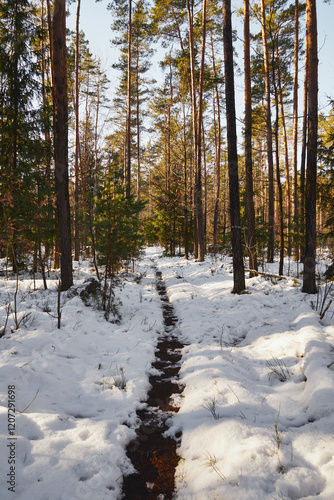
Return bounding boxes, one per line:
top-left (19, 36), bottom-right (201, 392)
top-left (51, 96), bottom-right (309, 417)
top-left (266, 356), bottom-right (290, 382)
top-left (203, 453), bottom-right (226, 481)
top-left (202, 396), bottom-right (220, 419)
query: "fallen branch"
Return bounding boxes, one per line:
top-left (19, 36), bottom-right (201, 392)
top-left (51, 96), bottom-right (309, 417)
top-left (245, 269), bottom-right (300, 283)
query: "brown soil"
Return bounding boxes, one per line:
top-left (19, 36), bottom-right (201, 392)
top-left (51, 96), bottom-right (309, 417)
top-left (122, 271), bottom-right (184, 499)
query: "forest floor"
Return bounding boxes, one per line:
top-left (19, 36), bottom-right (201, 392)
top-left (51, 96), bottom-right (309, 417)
top-left (0, 246), bottom-right (334, 500)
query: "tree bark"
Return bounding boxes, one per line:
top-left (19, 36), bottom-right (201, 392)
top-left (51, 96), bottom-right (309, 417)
top-left (126, 0), bottom-right (132, 198)
top-left (195, 0), bottom-right (207, 262)
top-left (300, 24), bottom-right (308, 263)
top-left (273, 76), bottom-right (284, 276)
top-left (260, 0), bottom-right (275, 263)
top-left (223, 0), bottom-right (245, 293)
top-left (74, 0), bottom-right (81, 261)
top-left (183, 104), bottom-right (189, 260)
top-left (52, 0), bottom-right (73, 290)
top-left (186, 0), bottom-right (198, 258)
top-left (210, 31), bottom-right (221, 253)
top-left (186, 0), bottom-right (206, 261)
top-left (292, 0), bottom-right (299, 261)
top-left (244, 0), bottom-right (257, 273)
top-left (302, 0), bottom-right (317, 294)
top-left (202, 122), bottom-right (207, 243)
top-left (136, 44), bottom-right (140, 200)
top-left (276, 45), bottom-right (291, 256)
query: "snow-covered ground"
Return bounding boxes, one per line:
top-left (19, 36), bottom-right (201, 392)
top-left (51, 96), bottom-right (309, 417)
top-left (1, 246), bottom-right (334, 500)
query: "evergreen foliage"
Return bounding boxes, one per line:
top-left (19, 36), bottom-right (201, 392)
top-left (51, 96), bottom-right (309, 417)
top-left (94, 150), bottom-right (145, 277)
top-left (0, 0), bottom-right (47, 268)
top-left (0, 0), bottom-right (331, 291)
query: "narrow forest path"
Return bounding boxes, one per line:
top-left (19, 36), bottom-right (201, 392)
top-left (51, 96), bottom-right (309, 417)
top-left (122, 269), bottom-right (185, 499)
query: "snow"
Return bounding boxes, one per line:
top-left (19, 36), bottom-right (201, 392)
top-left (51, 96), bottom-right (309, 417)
top-left (1, 246), bottom-right (334, 499)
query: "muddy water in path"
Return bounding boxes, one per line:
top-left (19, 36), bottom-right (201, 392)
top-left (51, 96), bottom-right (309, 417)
top-left (122, 270), bottom-right (184, 500)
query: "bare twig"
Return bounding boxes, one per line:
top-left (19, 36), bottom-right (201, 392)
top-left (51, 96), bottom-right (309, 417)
top-left (19, 389), bottom-right (39, 414)
top-left (320, 299), bottom-right (332, 320)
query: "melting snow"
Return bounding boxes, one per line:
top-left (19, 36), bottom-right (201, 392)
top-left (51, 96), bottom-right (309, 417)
top-left (0, 246), bottom-right (333, 499)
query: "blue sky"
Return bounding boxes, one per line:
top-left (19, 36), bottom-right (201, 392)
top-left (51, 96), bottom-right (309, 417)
top-left (67, 0), bottom-right (334, 116)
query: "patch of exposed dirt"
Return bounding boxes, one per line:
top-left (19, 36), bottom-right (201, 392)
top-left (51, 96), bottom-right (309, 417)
top-left (122, 271), bottom-right (184, 499)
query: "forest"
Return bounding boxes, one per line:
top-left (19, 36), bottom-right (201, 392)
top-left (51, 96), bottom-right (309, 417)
top-left (0, 0), bottom-right (333, 293)
top-left (1, 2), bottom-right (334, 498)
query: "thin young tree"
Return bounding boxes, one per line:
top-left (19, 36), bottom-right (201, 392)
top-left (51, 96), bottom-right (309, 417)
top-left (292, 0), bottom-right (299, 260)
top-left (222, 0), bottom-right (245, 293)
top-left (196, 0), bottom-right (207, 261)
top-left (51, 0), bottom-right (73, 290)
top-left (126, 0), bottom-right (132, 198)
top-left (260, 0), bottom-right (275, 263)
top-left (244, 0), bottom-right (257, 273)
top-left (299, 13), bottom-right (308, 263)
top-left (186, 0), bottom-right (206, 261)
top-left (210, 29), bottom-right (222, 253)
top-left (273, 71), bottom-right (284, 276)
top-left (73, 0), bottom-right (81, 261)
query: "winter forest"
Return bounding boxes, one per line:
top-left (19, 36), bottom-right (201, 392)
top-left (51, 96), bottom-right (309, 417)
top-left (1, 0), bottom-right (334, 499)
top-left (0, 0), bottom-right (333, 292)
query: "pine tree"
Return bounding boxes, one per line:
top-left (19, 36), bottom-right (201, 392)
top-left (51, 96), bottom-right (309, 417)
top-left (223, 0), bottom-right (245, 293)
top-left (51, 0), bottom-right (73, 290)
top-left (302, 0), bottom-right (318, 294)
top-left (109, 0), bottom-right (154, 198)
top-left (0, 0), bottom-right (44, 268)
top-left (244, 0), bottom-right (257, 273)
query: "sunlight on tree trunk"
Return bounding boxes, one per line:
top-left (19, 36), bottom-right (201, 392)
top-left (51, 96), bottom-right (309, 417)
top-left (244, 0), bottom-right (257, 274)
top-left (51, 0), bottom-right (73, 291)
top-left (223, 0), bottom-right (245, 294)
top-left (302, 0), bottom-right (318, 294)
top-left (260, 0), bottom-right (275, 264)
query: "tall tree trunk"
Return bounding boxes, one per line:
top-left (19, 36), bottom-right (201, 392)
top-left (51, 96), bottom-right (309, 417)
top-left (260, 0), bottom-right (275, 263)
top-left (276, 45), bottom-right (291, 256)
top-left (40, 0), bottom-right (52, 265)
top-left (91, 67), bottom-right (101, 279)
top-left (74, 0), bottom-right (81, 261)
top-left (183, 104), bottom-right (189, 260)
top-left (273, 76), bottom-right (284, 276)
top-left (195, 0), bottom-right (206, 261)
top-left (302, 0), bottom-right (317, 294)
top-left (292, 0), bottom-right (299, 261)
top-left (186, 4), bottom-right (196, 258)
top-left (46, 0), bottom-right (53, 84)
top-left (46, 0), bottom-right (59, 270)
top-left (223, 0), bottom-right (245, 293)
top-left (202, 122), bottom-right (207, 244)
top-left (136, 43), bottom-right (140, 200)
top-left (244, 0), bottom-right (257, 273)
top-left (210, 31), bottom-right (221, 253)
top-left (300, 28), bottom-right (308, 262)
top-left (80, 72), bottom-right (89, 245)
top-left (186, 0), bottom-right (206, 261)
top-left (40, 0), bottom-right (52, 177)
top-left (51, 0), bottom-right (73, 290)
top-left (186, 0), bottom-right (198, 258)
top-left (167, 67), bottom-right (172, 193)
top-left (125, 0), bottom-right (132, 198)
